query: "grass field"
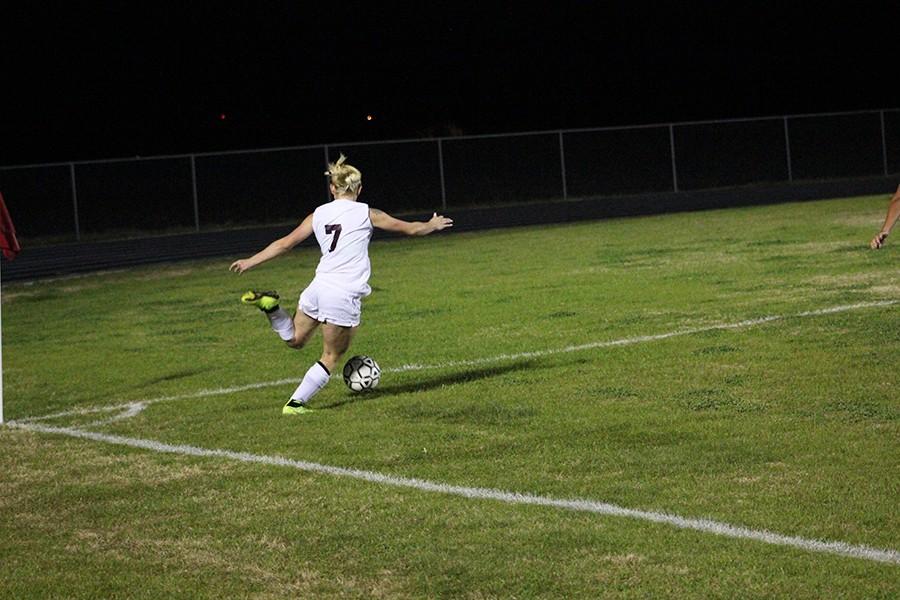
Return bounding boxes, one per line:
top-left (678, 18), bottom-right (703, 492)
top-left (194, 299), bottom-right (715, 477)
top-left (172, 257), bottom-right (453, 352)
top-left (2, 195), bottom-right (899, 598)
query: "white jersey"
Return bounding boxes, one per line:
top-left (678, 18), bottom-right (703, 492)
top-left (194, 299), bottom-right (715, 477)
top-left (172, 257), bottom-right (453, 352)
top-left (311, 199), bottom-right (373, 296)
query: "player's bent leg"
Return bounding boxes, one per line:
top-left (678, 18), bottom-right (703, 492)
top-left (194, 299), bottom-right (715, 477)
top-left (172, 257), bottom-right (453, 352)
top-left (287, 311), bottom-right (320, 349)
top-left (282, 291), bottom-right (358, 414)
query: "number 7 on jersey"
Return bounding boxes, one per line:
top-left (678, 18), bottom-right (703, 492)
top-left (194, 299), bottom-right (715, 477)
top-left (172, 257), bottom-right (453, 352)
top-left (325, 224), bottom-right (342, 252)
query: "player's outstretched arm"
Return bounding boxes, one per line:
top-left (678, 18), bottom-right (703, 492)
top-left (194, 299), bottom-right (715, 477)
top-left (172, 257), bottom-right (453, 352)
top-left (871, 184), bottom-right (900, 249)
top-left (369, 208), bottom-right (453, 236)
top-left (230, 214), bottom-right (314, 274)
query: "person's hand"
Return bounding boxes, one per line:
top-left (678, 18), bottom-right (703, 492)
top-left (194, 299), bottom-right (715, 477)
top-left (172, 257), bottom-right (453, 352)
top-left (429, 212), bottom-right (454, 231)
top-left (870, 232), bottom-right (888, 249)
top-left (230, 259), bottom-right (253, 273)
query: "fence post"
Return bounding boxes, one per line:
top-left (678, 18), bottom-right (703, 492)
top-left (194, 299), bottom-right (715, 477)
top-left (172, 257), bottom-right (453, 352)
top-left (437, 139), bottom-right (447, 210)
top-left (668, 124), bottom-right (679, 193)
top-left (783, 117), bottom-right (793, 182)
top-left (69, 163), bottom-right (81, 241)
top-left (559, 131), bottom-right (568, 201)
top-left (190, 155), bottom-right (200, 232)
top-left (880, 110), bottom-right (888, 176)
top-left (323, 145), bottom-right (331, 202)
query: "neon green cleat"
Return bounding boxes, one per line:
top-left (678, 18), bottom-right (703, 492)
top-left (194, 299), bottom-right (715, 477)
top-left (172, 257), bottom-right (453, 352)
top-left (283, 400), bottom-right (313, 415)
top-left (241, 290), bottom-right (280, 313)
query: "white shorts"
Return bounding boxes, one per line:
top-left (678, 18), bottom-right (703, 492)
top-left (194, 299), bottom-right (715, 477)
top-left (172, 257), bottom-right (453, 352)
top-left (298, 280), bottom-right (363, 327)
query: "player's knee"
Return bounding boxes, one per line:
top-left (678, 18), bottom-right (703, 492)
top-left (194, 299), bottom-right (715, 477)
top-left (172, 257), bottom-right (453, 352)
top-left (287, 333), bottom-right (309, 349)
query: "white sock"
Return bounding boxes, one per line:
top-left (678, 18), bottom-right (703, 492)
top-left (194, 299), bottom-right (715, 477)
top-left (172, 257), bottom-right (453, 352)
top-left (266, 307), bottom-right (295, 341)
top-left (289, 361), bottom-right (331, 404)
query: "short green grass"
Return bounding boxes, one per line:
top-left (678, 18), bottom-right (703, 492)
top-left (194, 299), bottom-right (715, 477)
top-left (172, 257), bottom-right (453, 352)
top-left (2, 195), bottom-right (899, 598)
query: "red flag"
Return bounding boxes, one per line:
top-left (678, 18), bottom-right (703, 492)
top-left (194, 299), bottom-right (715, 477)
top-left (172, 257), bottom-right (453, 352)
top-left (0, 192), bottom-right (21, 261)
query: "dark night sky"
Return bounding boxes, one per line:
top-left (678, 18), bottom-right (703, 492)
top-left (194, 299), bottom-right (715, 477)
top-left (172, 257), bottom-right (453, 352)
top-left (1, 2), bottom-right (896, 165)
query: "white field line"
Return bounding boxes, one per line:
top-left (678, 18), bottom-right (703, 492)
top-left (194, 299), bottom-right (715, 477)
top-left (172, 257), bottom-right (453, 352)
top-left (9, 420), bottom-right (900, 566)
top-left (13, 299), bottom-right (898, 425)
top-left (14, 378), bottom-right (298, 424)
top-left (390, 299), bottom-right (897, 372)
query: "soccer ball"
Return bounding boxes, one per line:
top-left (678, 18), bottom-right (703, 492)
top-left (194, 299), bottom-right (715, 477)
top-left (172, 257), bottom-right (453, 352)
top-left (342, 355), bottom-right (381, 392)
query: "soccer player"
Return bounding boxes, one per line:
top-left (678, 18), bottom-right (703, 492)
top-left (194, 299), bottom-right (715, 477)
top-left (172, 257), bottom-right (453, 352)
top-left (870, 184), bottom-right (900, 249)
top-left (229, 154), bottom-right (453, 414)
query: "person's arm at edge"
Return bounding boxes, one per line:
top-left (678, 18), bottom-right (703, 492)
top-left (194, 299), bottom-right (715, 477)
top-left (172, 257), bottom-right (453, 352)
top-left (369, 208), bottom-right (453, 236)
top-left (871, 184), bottom-right (900, 249)
top-left (230, 213), bottom-right (314, 273)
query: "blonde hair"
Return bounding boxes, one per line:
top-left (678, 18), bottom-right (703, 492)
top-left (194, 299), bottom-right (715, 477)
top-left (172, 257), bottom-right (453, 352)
top-left (324, 154), bottom-right (362, 196)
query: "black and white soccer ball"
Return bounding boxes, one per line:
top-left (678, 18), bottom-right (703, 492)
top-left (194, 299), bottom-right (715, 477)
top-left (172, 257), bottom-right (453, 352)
top-left (342, 355), bottom-right (381, 392)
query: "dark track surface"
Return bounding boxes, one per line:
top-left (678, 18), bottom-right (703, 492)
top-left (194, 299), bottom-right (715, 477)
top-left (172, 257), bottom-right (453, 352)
top-left (3, 176), bottom-right (897, 282)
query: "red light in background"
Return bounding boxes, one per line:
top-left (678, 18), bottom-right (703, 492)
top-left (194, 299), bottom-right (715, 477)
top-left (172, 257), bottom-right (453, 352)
top-left (219, 113), bottom-right (227, 121)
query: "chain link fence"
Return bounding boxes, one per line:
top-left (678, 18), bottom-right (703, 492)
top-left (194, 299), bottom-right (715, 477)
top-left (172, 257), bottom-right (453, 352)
top-left (2, 109), bottom-right (898, 242)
